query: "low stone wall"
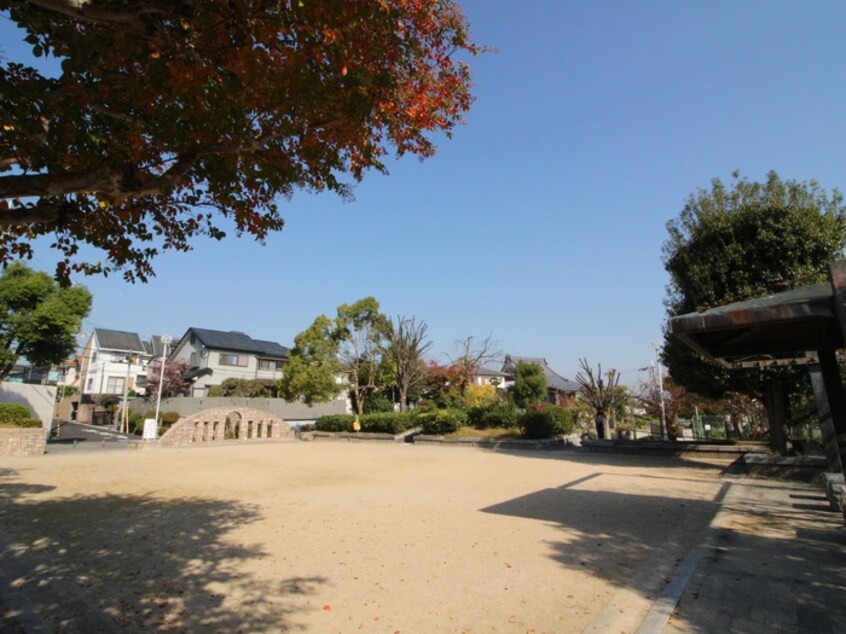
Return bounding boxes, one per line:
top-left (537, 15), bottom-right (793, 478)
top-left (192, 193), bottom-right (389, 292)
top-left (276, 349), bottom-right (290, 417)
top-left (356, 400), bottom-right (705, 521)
top-left (582, 439), bottom-right (767, 460)
top-left (744, 453), bottom-right (830, 482)
top-left (158, 406), bottom-right (296, 447)
top-left (414, 433), bottom-right (577, 450)
top-left (0, 427), bottom-right (47, 457)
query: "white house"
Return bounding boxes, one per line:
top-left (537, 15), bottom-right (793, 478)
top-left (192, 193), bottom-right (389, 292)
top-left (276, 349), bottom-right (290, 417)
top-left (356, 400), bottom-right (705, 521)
top-left (78, 329), bottom-right (166, 396)
top-left (170, 327), bottom-right (289, 397)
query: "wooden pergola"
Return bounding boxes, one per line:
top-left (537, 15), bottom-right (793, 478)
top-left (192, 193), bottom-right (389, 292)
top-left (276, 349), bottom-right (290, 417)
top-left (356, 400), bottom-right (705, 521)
top-left (669, 260), bottom-right (846, 474)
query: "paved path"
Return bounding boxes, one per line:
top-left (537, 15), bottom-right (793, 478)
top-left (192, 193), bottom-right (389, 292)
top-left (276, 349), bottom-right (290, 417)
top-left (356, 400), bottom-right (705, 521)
top-left (642, 473), bottom-right (846, 634)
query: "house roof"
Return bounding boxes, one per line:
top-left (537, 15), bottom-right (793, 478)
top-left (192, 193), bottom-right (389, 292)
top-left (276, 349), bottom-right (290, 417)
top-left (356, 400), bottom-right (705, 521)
top-left (94, 328), bottom-right (146, 353)
top-left (183, 327), bottom-right (289, 358)
top-left (501, 355), bottom-right (580, 392)
top-left (253, 339), bottom-right (290, 359)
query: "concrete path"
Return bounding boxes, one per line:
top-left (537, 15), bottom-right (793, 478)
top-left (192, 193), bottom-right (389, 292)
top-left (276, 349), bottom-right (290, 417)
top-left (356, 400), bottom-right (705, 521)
top-left (642, 473), bottom-right (846, 634)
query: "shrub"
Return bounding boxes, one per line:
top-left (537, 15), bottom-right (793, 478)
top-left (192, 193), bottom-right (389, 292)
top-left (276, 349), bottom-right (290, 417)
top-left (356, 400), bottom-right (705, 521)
top-left (14, 418), bottom-right (43, 428)
top-left (359, 412), bottom-right (416, 434)
top-left (418, 408), bottom-right (468, 435)
top-left (364, 391), bottom-right (395, 414)
top-left (481, 403), bottom-right (521, 429)
top-left (0, 404), bottom-right (32, 425)
top-left (519, 410), bottom-right (559, 439)
top-left (545, 405), bottom-right (575, 435)
top-left (315, 414), bottom-right (356, 432)
top-left (161, 411), bottom-right (181, 424)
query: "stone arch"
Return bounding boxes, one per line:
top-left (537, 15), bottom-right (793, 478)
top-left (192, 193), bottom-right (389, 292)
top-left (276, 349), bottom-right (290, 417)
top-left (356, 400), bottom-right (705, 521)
top-left (158, 407), bottom-right (296, 446)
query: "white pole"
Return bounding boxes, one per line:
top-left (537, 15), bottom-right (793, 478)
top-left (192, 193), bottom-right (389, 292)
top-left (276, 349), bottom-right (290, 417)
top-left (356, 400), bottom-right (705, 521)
top-left (653, 341), bottom-right (668, 441)
top-left (152, 335), bottom-right (172, 437)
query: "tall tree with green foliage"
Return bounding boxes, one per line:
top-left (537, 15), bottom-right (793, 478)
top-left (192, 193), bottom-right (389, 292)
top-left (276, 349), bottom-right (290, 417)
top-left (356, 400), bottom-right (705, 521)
top-left (0, 262), bottom-right (91, 381)
top-left (509, 361), bottom-right (547, 409)
top-left (662, 171), bottom-right (846, 448)
top-left (0, 0), bottom-right (480, 283)
top-left (336, 297), bottom-right (390, 415)
top-left (278, 315), bottom-right (342, 406)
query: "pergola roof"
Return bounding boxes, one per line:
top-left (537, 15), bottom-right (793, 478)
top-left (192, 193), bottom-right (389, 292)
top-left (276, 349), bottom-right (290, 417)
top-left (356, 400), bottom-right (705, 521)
top-left (669, 282), bottom-right (843, 368)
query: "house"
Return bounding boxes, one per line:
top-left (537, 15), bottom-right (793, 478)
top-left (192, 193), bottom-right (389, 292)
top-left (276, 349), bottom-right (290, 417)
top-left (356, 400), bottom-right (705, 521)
top-left (501, 355), bottom-right (579, 405)
top-left (78, 329), bottom-right (164, 396)
top-left (473, 366), bottom-right (509, 388)
top-left (170, 327), bottom-right (289, 397)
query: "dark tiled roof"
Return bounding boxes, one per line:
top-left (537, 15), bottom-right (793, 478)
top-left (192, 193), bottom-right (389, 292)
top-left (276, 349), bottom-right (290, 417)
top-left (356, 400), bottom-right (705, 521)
top-left (253, 339), bottom-right (290, 359)
top-left (184, 327), bottom-right (288, 357)
top-left (502, 354), bottom-right (579, 393)
top-left (94, 328), bottom-right (146, 353)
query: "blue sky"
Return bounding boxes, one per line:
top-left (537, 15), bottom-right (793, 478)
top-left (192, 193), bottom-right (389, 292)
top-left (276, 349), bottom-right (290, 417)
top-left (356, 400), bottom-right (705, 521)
top-left (3, 2), bottom-right (846, 385)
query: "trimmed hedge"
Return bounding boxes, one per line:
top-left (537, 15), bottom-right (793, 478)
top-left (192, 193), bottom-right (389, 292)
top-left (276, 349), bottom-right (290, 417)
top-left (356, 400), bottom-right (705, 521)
top-left (0, 403), bottom-right (32, 425)
top-left (315, 413), bottom-right (418, 434)
top-left (417, 408), bottom-right (468, 435)
top-left (358, 412), bottom-right (416, 434)
top-left (519, 410), bottom-right (559, 439)
top-left (14, 418), bottom-right (43, 428)
top-left (468, 403), bottom-right (520, 429)
top-left (315, 414), bottom-right (356, 432)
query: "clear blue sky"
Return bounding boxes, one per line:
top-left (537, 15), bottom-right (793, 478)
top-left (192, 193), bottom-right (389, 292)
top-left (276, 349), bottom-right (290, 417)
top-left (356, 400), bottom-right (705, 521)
top-left (4, 2), bottom-right (846, 384)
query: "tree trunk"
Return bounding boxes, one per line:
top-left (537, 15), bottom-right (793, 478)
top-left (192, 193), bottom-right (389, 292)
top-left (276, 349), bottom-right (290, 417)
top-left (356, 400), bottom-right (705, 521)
top-left (762, 382), bottom-right (788, 452)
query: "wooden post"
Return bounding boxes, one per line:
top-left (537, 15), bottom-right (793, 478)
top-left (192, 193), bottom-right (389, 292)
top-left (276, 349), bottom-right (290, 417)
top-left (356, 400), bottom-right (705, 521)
top-left (807, 354), bottom-right (844, 473)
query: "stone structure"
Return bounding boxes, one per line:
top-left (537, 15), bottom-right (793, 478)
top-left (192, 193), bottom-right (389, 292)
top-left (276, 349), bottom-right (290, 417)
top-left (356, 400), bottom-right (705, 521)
top-left (158, 406), bottom-right (295, 447)
top-left (0, 428), bottom-right (47, 457)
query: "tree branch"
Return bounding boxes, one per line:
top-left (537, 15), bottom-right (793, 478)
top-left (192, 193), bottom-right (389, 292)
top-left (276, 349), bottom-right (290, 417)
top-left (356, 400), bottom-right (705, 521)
top-left (0, 150), bottom-right (200, 204)
top-left (27, 0), bottom-right (169, 27)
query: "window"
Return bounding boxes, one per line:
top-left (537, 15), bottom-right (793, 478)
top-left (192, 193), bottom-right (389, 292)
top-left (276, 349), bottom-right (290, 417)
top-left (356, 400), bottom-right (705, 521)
top-left (105, 376), bottom-right (125, 394)
top-left (86, 378), bottom-right (94, 390)
top-left (136, 374), bottom-right (147, 388)
top-left (219, 353), bottom-right (248, 367)
top-left (258, 359), bottom-right (280, 371)
top-left (91, 352), bottom-right (97, 363)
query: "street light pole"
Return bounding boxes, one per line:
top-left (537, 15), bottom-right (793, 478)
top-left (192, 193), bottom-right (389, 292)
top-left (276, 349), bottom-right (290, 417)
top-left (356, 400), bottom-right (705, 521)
top-left (152, 335), bottom-right (172, 437)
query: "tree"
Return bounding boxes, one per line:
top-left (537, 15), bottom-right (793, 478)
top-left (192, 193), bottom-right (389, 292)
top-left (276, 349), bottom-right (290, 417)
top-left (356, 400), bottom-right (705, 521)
top-left (575, 358), bottom-right (626, 439)
top-left (0, 1), bottom-right (480, 283)
top-left (382, 315), bottom-right (432, 412)
top-left (336, 297), bottom-right (389, 415)
top-left (278, 314), bottom-right (342, 406)
top-left (448, 335), bottom-right (501, 398)
top-left (662, 171), bottom-right (846, 449)
top-left (509, 361), bottom-right (547, 409)
top-left (145, 358), bottom-right (191, 398)
top-left (637, 370), bottom-right (688, 440)
top-left (0, 262), bottom-right (91, 381)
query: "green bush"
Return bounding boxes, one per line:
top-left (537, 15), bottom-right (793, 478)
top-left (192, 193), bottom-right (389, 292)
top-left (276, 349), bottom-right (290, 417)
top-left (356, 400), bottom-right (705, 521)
top-left (545, 405), bottom-right (575, 435)
top-left (468, 403), bottom-right (520, 429)
top-left (519, 410), bottom-right (559, 439)
top-left (418, 408), bottom-right (468, 435)
top-left (359, 412), bottom-right (416, 434)
top-left (315, 414), bottom-right (356, 432)
top-left (161, 411), bottom-right (181, 424)
top-left (14, 418), bottom-right (43, 428)
top-left (0, 404), bottom-right (32, 425)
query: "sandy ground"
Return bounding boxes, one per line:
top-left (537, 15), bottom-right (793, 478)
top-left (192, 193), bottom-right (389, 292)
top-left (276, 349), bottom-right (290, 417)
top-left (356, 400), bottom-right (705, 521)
top-left (0, 441), bottom-right (732, 633)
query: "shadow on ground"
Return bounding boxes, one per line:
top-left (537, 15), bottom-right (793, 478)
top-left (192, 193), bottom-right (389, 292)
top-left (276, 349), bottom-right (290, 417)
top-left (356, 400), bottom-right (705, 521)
top-left (0, 468), bottom-right (326, 632)
top-left (481, 470), bottom-right (727, 604)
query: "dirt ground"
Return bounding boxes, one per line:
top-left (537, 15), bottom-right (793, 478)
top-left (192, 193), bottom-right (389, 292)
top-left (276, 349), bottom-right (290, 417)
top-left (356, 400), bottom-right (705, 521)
top-left (0, 441), bottom-right (731, 633)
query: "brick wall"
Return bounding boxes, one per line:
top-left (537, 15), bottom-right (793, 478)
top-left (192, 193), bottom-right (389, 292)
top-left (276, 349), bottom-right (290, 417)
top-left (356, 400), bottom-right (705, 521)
top-left (158, 406), bottom-right (296, 447)
top-left (0, 428), bottom-right (47, 457)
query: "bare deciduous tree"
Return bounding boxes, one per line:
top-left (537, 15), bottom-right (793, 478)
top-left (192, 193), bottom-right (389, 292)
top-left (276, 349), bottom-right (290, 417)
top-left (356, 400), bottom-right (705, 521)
top-left (383, 316), bottom-right (432, 412)
top-left (449, 335), bottom-right (501, 397)
top-left (575, 358), bottom-right (626, 439)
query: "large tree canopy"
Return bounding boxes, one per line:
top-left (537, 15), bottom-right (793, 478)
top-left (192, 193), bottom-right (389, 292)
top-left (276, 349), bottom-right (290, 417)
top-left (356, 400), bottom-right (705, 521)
top-left (0, 261), bottom-right (91, 381)
top-left (0, 0), bottom-right (479, 282)
top-left (662, 171), bottom-right (846, 445)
